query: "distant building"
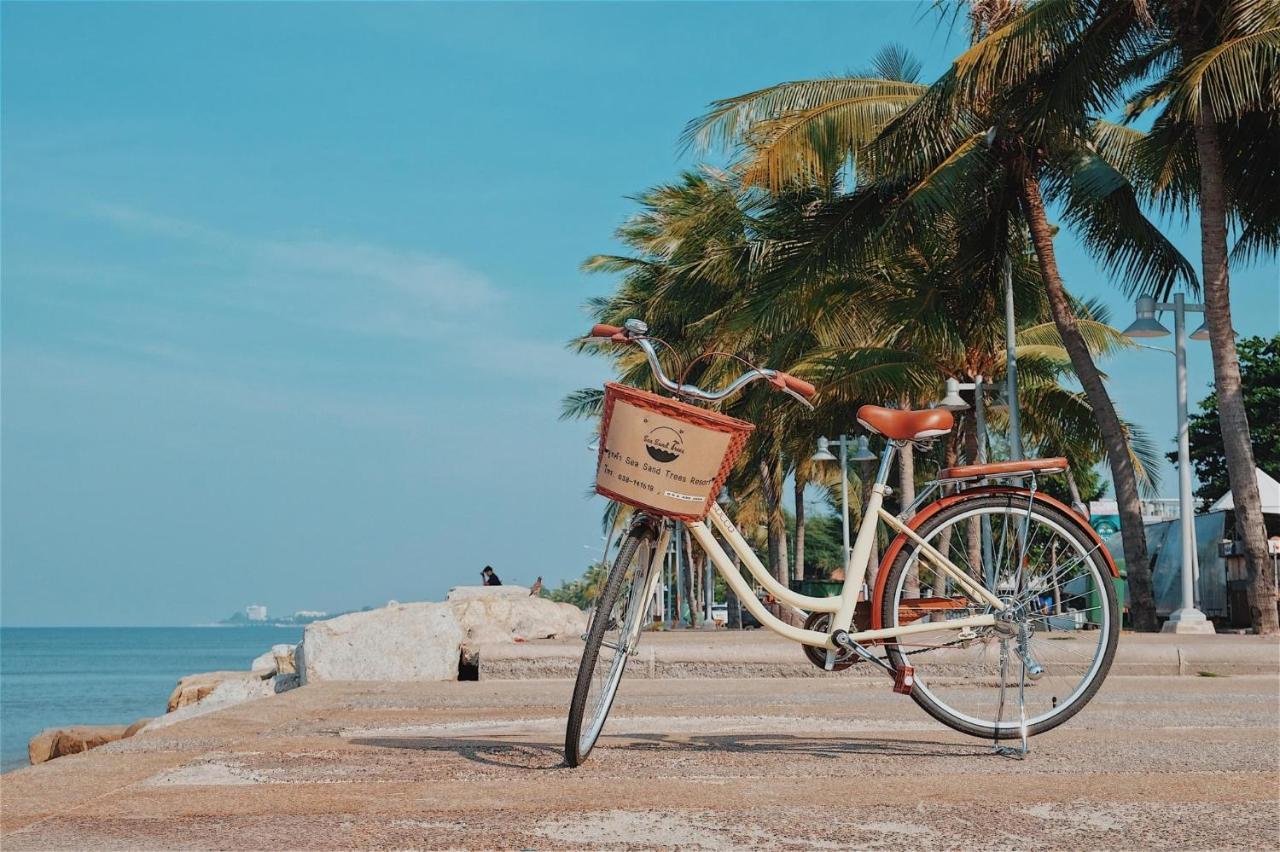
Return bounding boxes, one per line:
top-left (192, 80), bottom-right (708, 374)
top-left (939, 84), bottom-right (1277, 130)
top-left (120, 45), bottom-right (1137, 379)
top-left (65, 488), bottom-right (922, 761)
top-left (245, 604), bottom-right (268, 622)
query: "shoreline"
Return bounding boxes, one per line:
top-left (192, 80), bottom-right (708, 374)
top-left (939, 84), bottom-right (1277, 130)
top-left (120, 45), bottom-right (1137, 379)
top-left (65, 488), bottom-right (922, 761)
top-left (0, 625), bottom-right (304, 774)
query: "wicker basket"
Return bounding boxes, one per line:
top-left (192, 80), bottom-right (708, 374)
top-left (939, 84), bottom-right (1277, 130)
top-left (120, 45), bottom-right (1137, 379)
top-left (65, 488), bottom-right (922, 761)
top-left (595, 382), bottom-right (754, 522)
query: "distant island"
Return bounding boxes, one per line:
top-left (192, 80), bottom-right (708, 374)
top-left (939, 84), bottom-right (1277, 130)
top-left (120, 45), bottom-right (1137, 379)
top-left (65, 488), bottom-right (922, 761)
top-left (217, 603), bottom-right (374, 627)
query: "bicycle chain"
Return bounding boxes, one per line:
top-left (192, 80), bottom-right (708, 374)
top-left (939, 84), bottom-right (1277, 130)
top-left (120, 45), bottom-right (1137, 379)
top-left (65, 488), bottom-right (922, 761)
top-left (850, 634), bottom-right (981, 665)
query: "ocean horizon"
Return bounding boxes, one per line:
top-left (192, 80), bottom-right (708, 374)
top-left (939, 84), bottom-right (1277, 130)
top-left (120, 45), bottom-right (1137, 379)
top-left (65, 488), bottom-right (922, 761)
top-left (0, 625), bottom-right (303, 773)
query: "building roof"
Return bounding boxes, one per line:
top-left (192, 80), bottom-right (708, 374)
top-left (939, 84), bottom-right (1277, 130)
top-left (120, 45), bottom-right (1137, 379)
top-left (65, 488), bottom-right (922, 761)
top-left (1210, 468), bottom-right (1280, 514)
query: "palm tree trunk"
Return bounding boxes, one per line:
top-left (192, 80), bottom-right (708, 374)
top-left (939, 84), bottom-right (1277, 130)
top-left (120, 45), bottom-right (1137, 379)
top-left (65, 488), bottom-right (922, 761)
top-left (933, 438), bottom-right (960, 597)
top-left (1066, 470), bottom-right (1087, 518)
top-left (898, 441), bottom-right (917, 597)
top-left (964, 410), bottom-right (983, 574)
top-left (898, 441), bottom-right (917, 517)
top-left (1191, 119), bottom-right (1278, 634)
top-left (759, 453), bottom-right (790, 585)
top-left (793, 472), bottom-right (806, 583)
top-left (1016, 166), bottom-right (1158, 631)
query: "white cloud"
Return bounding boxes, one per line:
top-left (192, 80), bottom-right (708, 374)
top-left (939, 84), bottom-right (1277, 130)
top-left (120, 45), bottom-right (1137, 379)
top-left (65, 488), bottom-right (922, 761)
top-left (259, 239), bottom-right (499, 313)
top-left (85, 202), bottom-right (500, 319)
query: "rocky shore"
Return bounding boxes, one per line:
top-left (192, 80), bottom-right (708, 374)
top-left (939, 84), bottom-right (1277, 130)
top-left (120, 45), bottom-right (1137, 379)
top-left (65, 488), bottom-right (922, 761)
top-left (26, 586), bottom-right (586, 766)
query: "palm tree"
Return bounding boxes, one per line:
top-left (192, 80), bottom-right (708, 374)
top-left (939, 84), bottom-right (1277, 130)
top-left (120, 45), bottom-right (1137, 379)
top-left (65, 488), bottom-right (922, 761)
top-left (687, 28), bottom-right (1192, 628)
top-left (963, 0), bottom-right (1279, 631)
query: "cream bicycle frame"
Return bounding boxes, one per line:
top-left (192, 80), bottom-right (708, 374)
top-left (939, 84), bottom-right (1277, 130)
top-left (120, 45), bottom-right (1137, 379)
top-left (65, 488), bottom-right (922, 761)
top-left (675, 442), bottom-right (1004, 651)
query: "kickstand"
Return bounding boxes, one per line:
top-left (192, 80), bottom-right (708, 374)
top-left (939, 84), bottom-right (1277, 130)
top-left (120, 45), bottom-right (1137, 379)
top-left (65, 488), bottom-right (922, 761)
top-left (992, 639), bottom-right (1029, 759)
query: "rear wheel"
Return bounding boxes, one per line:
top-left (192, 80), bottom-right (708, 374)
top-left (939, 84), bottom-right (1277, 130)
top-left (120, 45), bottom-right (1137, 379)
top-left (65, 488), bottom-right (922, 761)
top-left (564, 517), bottom-right (661, 766)
top-left (879, 494), bottom-right (1118, 740)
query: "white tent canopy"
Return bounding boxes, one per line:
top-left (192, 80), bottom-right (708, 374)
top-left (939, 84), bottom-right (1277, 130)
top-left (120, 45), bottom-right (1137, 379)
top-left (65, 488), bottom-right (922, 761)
top-left (1210, 467), bottom-right (1280, 514)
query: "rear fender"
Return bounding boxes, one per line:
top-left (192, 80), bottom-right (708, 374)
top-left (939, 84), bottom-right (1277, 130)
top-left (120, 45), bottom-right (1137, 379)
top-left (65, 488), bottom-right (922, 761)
top-left (869, 487), bottom-right (1119, 630)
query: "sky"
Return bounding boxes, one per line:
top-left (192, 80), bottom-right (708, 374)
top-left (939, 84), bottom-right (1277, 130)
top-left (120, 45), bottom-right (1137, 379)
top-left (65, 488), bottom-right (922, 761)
top-left (3, 2), bottom-right (1277, 627)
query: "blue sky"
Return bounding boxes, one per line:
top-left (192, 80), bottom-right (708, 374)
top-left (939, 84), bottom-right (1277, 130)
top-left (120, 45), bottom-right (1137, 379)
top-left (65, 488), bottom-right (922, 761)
top-left (3, 2), bottom-right (1276, 626)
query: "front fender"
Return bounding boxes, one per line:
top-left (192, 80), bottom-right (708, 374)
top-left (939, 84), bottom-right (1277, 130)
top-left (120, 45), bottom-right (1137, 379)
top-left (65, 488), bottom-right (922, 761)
top-left (869, 487), bottom-right (1119, 630)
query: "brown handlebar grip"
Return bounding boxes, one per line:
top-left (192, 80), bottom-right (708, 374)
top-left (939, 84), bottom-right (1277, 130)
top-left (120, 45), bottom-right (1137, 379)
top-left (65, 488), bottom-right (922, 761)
top-left (777, 372), bottom-right (817, 399)
top-left (590, 324), bottom-right (624, 338)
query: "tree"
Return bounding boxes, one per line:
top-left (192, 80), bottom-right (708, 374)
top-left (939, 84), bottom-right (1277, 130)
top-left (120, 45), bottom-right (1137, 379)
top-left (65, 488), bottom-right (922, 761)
top-left (1171, 335), bottom-right (1280, 510)
top-left (1135, 0), bottom-right (1279, 634)
top-left (986, 0), bottom-right (1280, 631)
top-left (687, 23), bottom-right (1191, 628)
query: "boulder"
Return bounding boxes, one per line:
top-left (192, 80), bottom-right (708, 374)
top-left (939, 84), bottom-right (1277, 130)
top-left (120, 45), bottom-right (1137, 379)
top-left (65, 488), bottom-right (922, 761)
top-left (167, 670), bottom-right (271, 712)
top-left (448, 589), bottom-right (587, 643)
top-left (296, 601), bottom-right (464, 684)
top-left (146, 670), bottom-right (280, 732)
top-left (447, 584), bottom-right (537, 601)
top-left (29, 725), bottom-right (130, 765)
top-left (273, 644), bottom-right (297, 675)
top-left (123, 718), bottom-right (153, 738)
top-left (249, 643), bottom-right (296, 675)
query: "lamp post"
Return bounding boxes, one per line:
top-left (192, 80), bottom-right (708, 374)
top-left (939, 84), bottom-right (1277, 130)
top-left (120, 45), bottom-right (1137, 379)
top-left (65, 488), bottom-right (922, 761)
top-left (941, 377), bottom-right (1001, 582)
top-left (1004, 255), bottom-right (1024, 461)
top-left (813, 435), bottom-right (876, 576)
top-left (1123, 293), bottom-right (1215, 634)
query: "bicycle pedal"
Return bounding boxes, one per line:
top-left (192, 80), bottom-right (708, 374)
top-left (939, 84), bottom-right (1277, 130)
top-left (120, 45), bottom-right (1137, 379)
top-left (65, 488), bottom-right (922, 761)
top-left (892, 664), bottom-right (915, 695)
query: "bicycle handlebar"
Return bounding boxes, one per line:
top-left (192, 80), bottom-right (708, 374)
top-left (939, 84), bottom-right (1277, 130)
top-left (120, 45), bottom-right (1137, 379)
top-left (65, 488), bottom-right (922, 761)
top-left (586, 319), bottom-right (817, 406)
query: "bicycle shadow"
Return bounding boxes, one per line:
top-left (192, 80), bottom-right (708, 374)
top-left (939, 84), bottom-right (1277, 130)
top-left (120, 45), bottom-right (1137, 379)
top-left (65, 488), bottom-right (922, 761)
top-left (351, 732), bottom-right (987, 770)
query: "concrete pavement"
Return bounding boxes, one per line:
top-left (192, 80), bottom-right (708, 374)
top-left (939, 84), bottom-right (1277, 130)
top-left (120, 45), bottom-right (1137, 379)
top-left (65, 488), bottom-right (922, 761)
top-left (477, 629), bottom-right (1280, 679)
top-left (3, 666), bottom-right (1278, 849)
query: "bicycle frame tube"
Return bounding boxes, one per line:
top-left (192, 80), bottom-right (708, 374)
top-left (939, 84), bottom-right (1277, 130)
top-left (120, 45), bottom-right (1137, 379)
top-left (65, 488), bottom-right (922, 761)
top-left (705, 504), bottom-right (840, 613)
top-left (682, 442), bottom-right (1000, 649)
top-left (684, 521), bottom-right (835, 647)
top-left (877, 511), bottom-right (1006, 611)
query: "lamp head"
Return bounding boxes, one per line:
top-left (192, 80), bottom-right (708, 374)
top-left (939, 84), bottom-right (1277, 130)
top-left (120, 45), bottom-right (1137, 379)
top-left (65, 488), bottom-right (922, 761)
top-left (1122, 295), bottom-right (1170, 338)
top-left (811, 436), bottom-right (838, 462)
top-left (939, 377), bottom-right (970, 410)
top-left (851, 434), bottom-right (877, 462)
top-left (1189, 320), bottom-right (1211, 341)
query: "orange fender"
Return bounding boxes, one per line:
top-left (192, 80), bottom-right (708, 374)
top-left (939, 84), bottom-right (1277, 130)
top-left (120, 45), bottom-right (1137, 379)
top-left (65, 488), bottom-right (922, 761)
top-left (869, 487), bottom-right (1119, 630)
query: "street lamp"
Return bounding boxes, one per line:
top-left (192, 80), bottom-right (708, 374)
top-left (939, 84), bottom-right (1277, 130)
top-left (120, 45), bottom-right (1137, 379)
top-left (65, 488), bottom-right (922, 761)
top-left (812, 434), bottom-right (879, 582)
top-left (940, 376), bottom-right (998, 467)
top-left (813, 435), bottom-right (852, 574)
top-left (1122, 292), bottom-right (1215, 634)
top-left (941, 377), bottom-right (1004, 579)
top-left (851, 435), bottom-right (877, 463)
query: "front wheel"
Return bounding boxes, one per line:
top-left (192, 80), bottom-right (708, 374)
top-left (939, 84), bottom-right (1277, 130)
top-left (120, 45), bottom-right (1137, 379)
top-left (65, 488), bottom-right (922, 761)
top-left (564, 517), bottom-right (662, 766)
top-left (879, 494), bottom-right (1118, 740)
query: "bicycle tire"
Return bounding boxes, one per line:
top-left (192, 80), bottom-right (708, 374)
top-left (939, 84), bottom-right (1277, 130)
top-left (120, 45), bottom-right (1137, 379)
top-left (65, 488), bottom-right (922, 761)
top-left (564, 519), bottom-right (657, 766)
top-left (879, 494), bottom-right (1118, 740)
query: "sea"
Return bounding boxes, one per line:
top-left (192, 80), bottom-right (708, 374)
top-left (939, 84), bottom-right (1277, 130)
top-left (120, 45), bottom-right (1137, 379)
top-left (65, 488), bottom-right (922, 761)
top-left (0, 626), bottom-right (303, 773)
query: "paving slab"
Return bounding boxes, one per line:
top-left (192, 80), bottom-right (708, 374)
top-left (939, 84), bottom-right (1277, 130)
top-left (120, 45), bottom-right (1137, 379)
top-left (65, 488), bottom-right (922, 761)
top-left (3, 673), bottom-right (1277, 849)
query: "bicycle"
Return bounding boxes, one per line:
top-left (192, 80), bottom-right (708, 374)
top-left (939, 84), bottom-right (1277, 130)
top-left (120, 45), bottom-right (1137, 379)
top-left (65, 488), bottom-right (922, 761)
top-left (565, 318), bottom-right (1120, 766)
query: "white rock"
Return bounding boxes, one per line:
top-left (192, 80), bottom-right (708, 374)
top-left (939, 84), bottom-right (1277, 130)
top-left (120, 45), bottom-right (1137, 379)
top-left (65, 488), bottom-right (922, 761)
top-left (146, 672), bottom-right (276, 732)
top-left (273, 644), bottom-right (297, 674)
top-left (296, 602), bottom-right (464, 684)
top-left (448, 588), bottom-right (587, 642)
top-left (446, 584), bottom-right (535, 601)
top-left (250, 643), bottom-right (297, 674)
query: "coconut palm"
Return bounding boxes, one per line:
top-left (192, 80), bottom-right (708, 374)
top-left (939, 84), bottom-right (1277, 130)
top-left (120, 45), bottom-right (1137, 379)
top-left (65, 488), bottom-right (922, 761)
top-left (686, 15), bottom-right (1198, 627)
top-left (949, 0), bottom-right (1279, 631)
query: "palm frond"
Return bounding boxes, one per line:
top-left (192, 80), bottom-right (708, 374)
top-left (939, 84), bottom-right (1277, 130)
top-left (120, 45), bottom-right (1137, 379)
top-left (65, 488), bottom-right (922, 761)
top-left (560, 387), bottom-right (604, 422)
top-left (1165, 27), bottom-right (1280, 122)
top-left (682, 78), bottom-right (926, 155)
top-left (1047, 145), bottom-right (1198, 299)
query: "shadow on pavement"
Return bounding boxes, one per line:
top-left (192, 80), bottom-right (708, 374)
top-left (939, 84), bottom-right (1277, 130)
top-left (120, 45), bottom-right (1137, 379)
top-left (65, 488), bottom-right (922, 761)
top-left (351, 733), bottom-right (986, 769)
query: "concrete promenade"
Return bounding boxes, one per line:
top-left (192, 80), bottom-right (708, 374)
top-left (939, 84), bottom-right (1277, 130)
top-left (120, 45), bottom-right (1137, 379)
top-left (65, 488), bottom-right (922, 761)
top-left (477, 629), bottom-right (1280, 679)
top-left (2, 634), bottom-right (1278, 850)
